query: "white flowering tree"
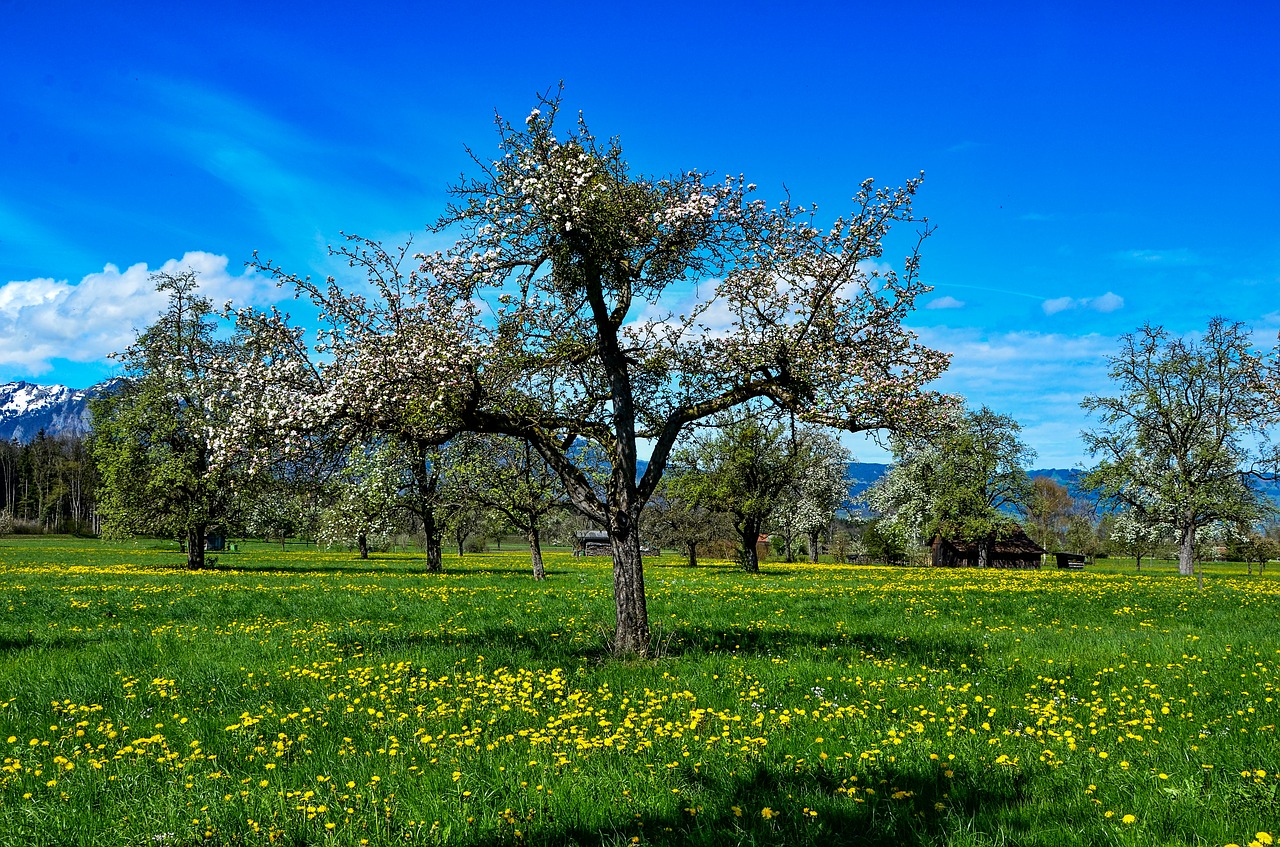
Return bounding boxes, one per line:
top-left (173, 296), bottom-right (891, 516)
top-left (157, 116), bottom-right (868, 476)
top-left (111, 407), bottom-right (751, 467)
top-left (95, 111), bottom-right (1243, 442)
top-left (865, 406), bottom-right (1034, 566)
top-left (218, 92), bottom-right (951, 655)
top-left (1082, 319), bottom-right (1280, 576)
top-left (777, 430), bottom-right (852, 562)
top-left (1109, 507), bottom-right (1171, 571)
top-left (317, 442), bottom-right (406, 559)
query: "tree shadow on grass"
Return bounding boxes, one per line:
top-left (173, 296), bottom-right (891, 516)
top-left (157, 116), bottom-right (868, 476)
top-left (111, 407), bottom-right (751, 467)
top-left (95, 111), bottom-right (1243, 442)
top-left (0, 630), bottom-right (107, 653)
top-left (193, 558), bottom-right (563, 579)
top-left (320, 622), bottom-right (991, 677)
top-left (417, 759), bottom-right (1035, 847)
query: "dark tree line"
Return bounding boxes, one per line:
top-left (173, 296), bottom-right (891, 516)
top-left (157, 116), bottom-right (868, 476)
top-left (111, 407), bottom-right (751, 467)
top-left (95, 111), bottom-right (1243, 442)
top-left (0, 432), bottom-right (98, 533)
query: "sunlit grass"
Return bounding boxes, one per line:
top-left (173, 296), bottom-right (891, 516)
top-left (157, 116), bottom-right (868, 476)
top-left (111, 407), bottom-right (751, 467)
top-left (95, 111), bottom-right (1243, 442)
top-left (0, 536), bottom-right (1276, 845)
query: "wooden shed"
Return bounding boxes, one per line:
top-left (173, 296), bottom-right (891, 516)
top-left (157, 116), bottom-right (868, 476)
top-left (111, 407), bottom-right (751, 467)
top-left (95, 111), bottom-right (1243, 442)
top-left (573, 530), bottom-right (611, 556)
top-left (931, 528), bottom-right (1047, 569)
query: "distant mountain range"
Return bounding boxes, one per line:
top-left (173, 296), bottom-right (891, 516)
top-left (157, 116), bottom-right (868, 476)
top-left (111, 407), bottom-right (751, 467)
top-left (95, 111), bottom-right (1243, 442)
top-left (0, 381), bottom-right (100, 443)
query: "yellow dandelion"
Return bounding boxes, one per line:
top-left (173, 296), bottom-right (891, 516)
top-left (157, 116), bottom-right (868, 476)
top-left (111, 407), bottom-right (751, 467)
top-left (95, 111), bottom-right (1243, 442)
top-left (761, 807), bottom-right (775, 820)
top-left (1121, 814), bottom-right (1136, 825)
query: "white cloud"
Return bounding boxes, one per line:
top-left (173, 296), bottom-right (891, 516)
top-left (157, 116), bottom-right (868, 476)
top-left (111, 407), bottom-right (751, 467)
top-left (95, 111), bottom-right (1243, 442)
top-left (925, 295), bottom-right (966, 310)
top-left (1041, 291), bottom-right (1125, 315)
top-left (912, 326), bottom-right (1121, 467)
top-left (0, 252), bottom-right (275, 375)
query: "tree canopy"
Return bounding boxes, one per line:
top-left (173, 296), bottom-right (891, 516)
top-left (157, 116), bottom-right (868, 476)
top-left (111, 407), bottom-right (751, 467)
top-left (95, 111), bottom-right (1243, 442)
top-left (91, 270), bottom-right (235, 569)
top-left (866, 406), bottom-right (1034, 566)
top-left (1081, 319), bottom-right (1280, 576)
top-left (218, 92), bottom-right (951, 654)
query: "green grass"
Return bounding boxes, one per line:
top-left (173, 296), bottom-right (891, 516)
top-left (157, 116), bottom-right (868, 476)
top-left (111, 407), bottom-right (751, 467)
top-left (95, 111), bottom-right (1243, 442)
top-left (0, 536), bottom-right (1277, 846)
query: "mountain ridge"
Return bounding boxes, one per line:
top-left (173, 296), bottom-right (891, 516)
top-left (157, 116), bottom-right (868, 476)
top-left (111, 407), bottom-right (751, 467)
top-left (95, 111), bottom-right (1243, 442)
top-left (0, 381), bottom-right (100, 443)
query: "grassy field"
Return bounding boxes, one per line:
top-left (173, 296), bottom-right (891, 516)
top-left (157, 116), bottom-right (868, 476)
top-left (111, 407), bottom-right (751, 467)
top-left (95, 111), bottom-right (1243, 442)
top-left (0, 537), bottom-right (1276, 847)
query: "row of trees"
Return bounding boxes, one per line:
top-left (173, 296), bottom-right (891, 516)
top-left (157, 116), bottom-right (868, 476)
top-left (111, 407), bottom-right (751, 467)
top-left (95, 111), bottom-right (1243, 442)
top-left (89, 274), bottom-right (861, 571)
top-left (863, 318), bottom-right (1280, 574)
top-left (84, 91), bottom-right (1280, 654)
top-left (89, 91), bottom-right (953, 654)
top-left (0, 433), bottom-right (97, 534)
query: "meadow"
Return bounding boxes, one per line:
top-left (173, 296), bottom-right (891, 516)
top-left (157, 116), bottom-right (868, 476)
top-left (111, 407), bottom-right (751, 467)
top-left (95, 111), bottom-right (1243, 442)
top-left (0, 537), bottom-right (1276, 847)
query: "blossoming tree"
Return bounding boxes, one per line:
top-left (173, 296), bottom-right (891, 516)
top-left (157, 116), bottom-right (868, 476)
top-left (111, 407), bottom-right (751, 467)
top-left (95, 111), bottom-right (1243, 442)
top-left (220, 92), bottom-right (951, 655)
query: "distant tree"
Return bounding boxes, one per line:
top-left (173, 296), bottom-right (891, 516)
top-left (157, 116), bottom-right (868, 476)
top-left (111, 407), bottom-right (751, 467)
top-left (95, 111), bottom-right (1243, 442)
top-left (860, 518), bottom-right (908, 565)
top-left (669, 411), bottom-right (805, 573)
top-left (867, 406), bottom-right (1034, 567)
top-left (445, 434), bottom-right (567, 579)
top-left (1108, 507), bottom-right (1172, 571)
top-left (91, 271), bottom-right (235, 568)
top-left (1081, 319), bottom-right (1280, 576)
top-left (642, 478), bottom-right (733, 567)
top-left (0, 507), bottom-right (12, 539)
top-left (1024, 477), bottom-right (1076, 551)
top-left (774, 428), bottom-right (852, 562)
top-left (1228, 525), bottom-right (1278, 576)
top-left (318, 442), bottom-right (406, 559)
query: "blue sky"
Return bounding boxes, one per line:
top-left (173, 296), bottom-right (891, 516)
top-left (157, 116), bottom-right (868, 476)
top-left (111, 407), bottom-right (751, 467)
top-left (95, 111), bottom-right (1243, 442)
top-left (2, 1), bottom-right (1277, 466)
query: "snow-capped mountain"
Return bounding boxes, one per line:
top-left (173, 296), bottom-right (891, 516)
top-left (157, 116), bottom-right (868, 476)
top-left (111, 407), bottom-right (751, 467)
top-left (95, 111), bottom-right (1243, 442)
top-left (0, 381), bottom-right (98, 443)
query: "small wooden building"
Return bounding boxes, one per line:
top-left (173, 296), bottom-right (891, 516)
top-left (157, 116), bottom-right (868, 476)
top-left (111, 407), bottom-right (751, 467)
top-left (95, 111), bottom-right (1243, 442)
top-left (931, 528), bottom-right (1047, 569)
top-left (1054, 552), bottom-right (1087, 570)
top-left (573, 530), bottom-right (611, 556)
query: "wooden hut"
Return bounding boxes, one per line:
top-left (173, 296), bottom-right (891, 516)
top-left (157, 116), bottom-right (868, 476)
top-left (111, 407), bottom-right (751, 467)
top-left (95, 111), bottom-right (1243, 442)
top-left (573, 530), bottom-right (611, 556)
top-left (1054, 552), bottom-right (1087, 570)
top-left (931, 528), bottom-right (1047, 569)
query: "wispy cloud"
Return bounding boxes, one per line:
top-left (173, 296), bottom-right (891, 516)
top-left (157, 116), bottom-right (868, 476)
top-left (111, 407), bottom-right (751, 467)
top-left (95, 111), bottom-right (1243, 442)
top-left (926, 295), bottom-right (966, 309)
top-left (1042, 291), bottom-right (1124, 315)
top-left (912, 326), bottom-right (1121, 467)
top-left (0, 253), bottom-right (274, 375)
top-left (1115, 248), bottom-right (1203, 266)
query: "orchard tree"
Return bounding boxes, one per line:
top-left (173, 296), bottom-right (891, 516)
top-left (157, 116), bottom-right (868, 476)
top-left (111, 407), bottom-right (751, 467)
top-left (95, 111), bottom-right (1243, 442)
top-left (641, 479), bottom-right (732, 567)
top-left (219, 92), bottom-right (951, 654)
top-left (445, 433), bottom-right (567, 579)
top-left (668, 411), bottom-right (802, 572)
top-left (867, 406), bottom-right (1034, 567)
top-left (317, 442), bottom-right (407, 558)
top-left (1024, 476), bottom-right (1076, 551)
top-left (1108, 507), bottom-right (1171, 571)
top-left (777, 429), bottom-right (852, 562)
top-left (92, 270), bottom-right (236, 569)
top-left (1081, 319), bottom-right (1280, 576)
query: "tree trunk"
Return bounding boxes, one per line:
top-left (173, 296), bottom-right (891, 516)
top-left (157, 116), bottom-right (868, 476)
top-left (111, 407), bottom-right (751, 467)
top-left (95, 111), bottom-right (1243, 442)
top-left (686, 541), bottom-right (698, 568)
top-left (1135, 552), bottom-right (1142, 572)
top-left (807, 529), bottom-right (820, 563)
top-left (977, 536), bottom-right (990, 569)
top-left (186, 525), bottom-right (206, 570)
top-left (423, 508), bottom-right (442, 573)
top-left (358, 532), bottom-right (369, 560)
top-left (784, 532), bottom-right (794, 563)
top-left (740, 518), bottom-right (761, 573)
top-left (528, 526), bottom-right (545, 581)
top-left (1178, 523), bottom-right (1196, 576)
top-left (609, 511), bottom-right (649, 655)
top-left (456, 524), bottom-right (466, 557)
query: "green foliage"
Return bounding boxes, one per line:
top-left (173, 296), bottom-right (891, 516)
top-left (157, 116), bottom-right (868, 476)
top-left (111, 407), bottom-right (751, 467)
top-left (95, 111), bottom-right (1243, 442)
top-left (89, 271), bottom-right (235, 568)
top-left (1082, 319), bottom-right (1280, 575)
top-left (669, 411), bottom-right (803, 572)
top-left (868, 406), bottom-right (1035, 555)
